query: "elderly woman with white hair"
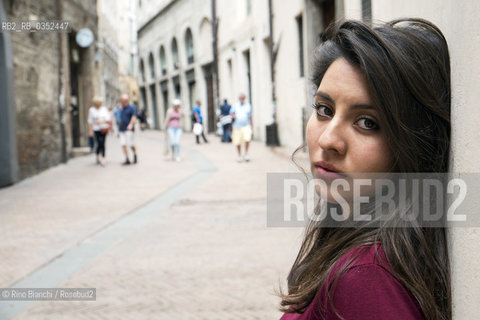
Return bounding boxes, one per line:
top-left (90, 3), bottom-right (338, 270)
top-left (88, 96), bottom-right (111, 166)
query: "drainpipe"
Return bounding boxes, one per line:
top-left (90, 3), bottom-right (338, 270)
top-left (268, 0), bottom-right (275, 121)
top-left (267, 0), bottom-right (280, 146)
top-left (211, 0), bottom-right (220, 108)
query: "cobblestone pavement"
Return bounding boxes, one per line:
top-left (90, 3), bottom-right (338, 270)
top-left (0, 130), bottom-right (305, 319)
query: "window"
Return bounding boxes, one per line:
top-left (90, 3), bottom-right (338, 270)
top-left (130, 53), bottom-right (134, 75)
top-left (296, 15), bottom-right (304, 78)
top-left (140, 59), bottom-right (145, 82)
top-left (321, 0), bottom-right (335, 30)
top-left (243, 50), bottom-right (252, 104)
top-left (246, 0), bottom-right (251, 15)
top-left (362, 0), bottom-right (372, 22)
top-left (159, 46), bottom-right (167, 75)
top-left (185, 28), bottom-right (194, 64)
top-left (148, 53), bottom-right (155, 80)
top-left (171, 38), bottom-right (179, 70)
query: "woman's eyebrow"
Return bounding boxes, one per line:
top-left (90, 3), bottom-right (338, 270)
top-left (350, 104), bottom-right (375, 110)
top-left (315, 91), bottom-right (374, 110)
top-left (314, 91), bottom-right (334, 103)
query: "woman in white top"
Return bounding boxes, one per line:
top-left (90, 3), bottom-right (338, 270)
top-left (88, 96), bottom-right (111, 166)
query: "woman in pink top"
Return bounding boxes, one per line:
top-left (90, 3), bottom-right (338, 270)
top-left (280, 19), bottom-right (451, 320)
top-left (164, 99), bottom-right (184, 161)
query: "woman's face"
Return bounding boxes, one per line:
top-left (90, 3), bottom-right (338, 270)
top-left (307, 58), bottom-right (394, 201)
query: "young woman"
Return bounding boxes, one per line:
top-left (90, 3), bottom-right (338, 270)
top-left (164, 99), bottom-right (184, 162)
top-left (88, 96), bottom-right (111, 166)
top-left (280, 19), bottom-right (451, 320)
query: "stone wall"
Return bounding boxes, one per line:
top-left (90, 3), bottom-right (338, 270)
top-left (4, 0), bottom-right (99, 180)
top-left (7, 0), bottom-right (62, 179)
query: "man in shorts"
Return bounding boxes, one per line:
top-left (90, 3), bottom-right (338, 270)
top-left (230, 93), bottom-right (252, 162)
top-left (118, 94), bottom-right (138, 165)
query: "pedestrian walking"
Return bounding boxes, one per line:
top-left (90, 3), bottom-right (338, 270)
top-left (280, 19), bottom-right (452, 319)
top-left (164, 99), bottom-right (184, 162)
top-left (87, 96), bottom-right (111, 166)
top-left (138, 108), bottom-right (148, 130)
top-left (118, 93), bottom-right (138, 165)
top-left (219, 99), bottom-right (232, 143)
top-left (193, 100), bottom-right (209, 144)
top-left (230, 93), bottom-right (252, 162)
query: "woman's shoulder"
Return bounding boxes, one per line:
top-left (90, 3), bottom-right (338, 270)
top-left (335, 244), bottom-right (389, 271)
top-left (322, 244), bottom-right (424, 319)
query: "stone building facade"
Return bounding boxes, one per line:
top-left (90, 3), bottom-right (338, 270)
top-left (102, 30), bottom-right (120, 108)
top-left (115, 0), bottom-right (139, 106)
top-left (216, 0), bottom-right (272, 144)
top-left (134, 0), bottom-right (342, 149)
top-left (136, 0), bottom-right (214, 131)
top-left (0, 0), bottom-right (100, 185)
top-left (98, 0), bottom-right (139, 109)
top-left (270, 0), bottom-right (341, 151)
top-left (215, 0), bottom-right (341, 151)
top-left (98, 0), bottom-right (121, 108)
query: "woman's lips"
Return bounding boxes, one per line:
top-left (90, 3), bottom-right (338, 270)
top-left (313, 161), bottom-right (345, 180)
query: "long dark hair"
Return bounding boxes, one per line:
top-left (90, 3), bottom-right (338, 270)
top-left (280, 19), bottom-right (451, 320)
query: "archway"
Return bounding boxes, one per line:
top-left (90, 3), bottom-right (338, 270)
top-left (0, 1), bottom-right (19, 186)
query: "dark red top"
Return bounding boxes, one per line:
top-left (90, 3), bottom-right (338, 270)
top-left (280, 245), bottom-right (424, 320)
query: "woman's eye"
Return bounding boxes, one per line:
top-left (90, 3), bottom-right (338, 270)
top-left (356, 117), bottom-right (379, 130)
top-left (313, 104), bottom-right (333, 118)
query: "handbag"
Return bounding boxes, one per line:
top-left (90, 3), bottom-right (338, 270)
top-left (193, 123), bottom-right (203, 135)
top-left (220, 115), bottom-right (232, 125)
top-left (100, 120), bottom-right (112, 134)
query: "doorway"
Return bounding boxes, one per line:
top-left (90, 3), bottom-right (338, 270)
top-left (243, 49), bottom-right (252, 106)
top-left (173, 76), bottom-right (181, 99)
top-left (203, 63), bottom-right (215, 133)
top-left (68, 32), bottom-right (84, 148)
top-left (160, 80), bottom-right (169, 121)
top-left (149, 84), bottom-right (159, 129)
top-left (140, 86), bottom-right (147, 114)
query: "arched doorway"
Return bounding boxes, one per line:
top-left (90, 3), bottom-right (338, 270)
top-left (0, 1), bottom-right (19, 186)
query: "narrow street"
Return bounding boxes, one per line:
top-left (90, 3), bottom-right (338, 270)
top-left (0, 130), bottom-right (303, 319)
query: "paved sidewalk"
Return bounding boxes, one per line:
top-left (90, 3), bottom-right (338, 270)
top-left (0, 130), bottom-right (304, 319)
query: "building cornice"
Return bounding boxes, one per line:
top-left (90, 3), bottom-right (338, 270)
top-left (137, 0), bottom-right (177, 37)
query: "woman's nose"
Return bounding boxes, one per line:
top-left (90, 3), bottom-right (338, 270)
top-left (318, 118), bottom-right (347, 155)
